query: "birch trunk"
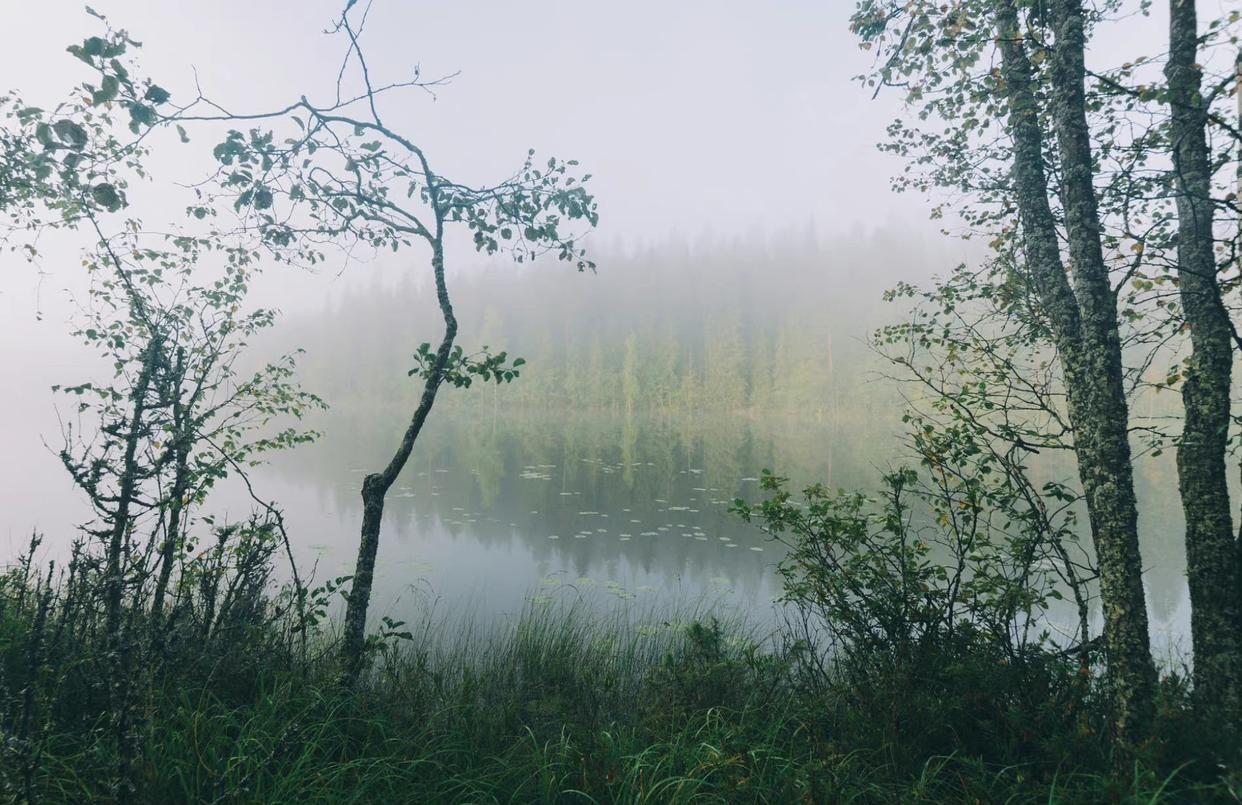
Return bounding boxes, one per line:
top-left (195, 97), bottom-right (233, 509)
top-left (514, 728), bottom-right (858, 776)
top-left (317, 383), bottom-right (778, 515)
top-left (1167, 0), bottom-right (1242, 726)
top-left (994, 0), bottom-right (1156, 744)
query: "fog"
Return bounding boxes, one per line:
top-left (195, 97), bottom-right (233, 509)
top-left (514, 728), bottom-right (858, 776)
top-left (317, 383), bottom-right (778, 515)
top-left (10, 2), bottom-right (1242, 795)
top-left (0, 1), bottom-right (944, 544)
top-left (0, 2), bottom-right (1203, 645)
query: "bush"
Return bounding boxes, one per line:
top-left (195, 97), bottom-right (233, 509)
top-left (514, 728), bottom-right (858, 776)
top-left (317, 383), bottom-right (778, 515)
top-left (729, 463), bottom-right (1214, 787)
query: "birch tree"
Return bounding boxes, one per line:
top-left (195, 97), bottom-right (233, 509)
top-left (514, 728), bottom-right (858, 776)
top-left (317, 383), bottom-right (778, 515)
top-left (852, 0), bottom-right (1242, 747)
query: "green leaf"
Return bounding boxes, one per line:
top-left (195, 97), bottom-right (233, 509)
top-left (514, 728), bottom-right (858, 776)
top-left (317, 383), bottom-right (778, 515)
top-left (53, 120), bottom-right (88, 148)
top-left (129, 103), bottom-right (157, 128)
top-left (91, 183), bottom-right (123, 212)
top-left (144, 84), bottom-right (171, 105)
top-left (81, 36), bottom-right (107, 58)
top-left (92, 74), bottom-right (119, 105)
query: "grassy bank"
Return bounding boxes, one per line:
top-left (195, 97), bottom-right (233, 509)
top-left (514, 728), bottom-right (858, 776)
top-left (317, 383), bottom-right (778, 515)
top-left (0, 570), bottom-right (1235, 804)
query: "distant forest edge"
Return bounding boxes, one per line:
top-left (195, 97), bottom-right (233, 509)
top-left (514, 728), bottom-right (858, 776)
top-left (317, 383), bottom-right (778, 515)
top-left (273, 225), bottom-right (965, 415)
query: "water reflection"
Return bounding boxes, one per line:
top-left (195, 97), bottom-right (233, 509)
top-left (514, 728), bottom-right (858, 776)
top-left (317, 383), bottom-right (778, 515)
top-left (2, 402), bottom-right (1197, 652)
top-left (255, 410), bottom-right (894, 627)
top-left (256, 408), bottom-right (1195, 656)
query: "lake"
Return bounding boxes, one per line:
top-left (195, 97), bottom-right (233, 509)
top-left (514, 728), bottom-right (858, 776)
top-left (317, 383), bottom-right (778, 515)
top-left (254, 410), bottom-right (872, 631)
top-left (0, 397), bottom-right (1197, 656)
top-left (244, 407), bottom-right (1195, 658)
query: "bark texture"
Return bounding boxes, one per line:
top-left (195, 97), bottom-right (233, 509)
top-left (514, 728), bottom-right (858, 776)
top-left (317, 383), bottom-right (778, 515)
top-left (995, 0), bottom-right (1156, 744)
top-left (1166, 0), bottom-right (1242, 724)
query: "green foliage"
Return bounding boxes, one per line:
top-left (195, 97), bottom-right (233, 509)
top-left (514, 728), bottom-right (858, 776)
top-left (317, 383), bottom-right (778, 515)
top-left (197, 114), bottom-right (597, 273)
top-left (0, 575), bottom-right (1232, 803)
top-left (642, 619), bottom-right (782, 727)
top-left (849, 0), bottom-right (1242, 443)
top-left (54, 240), bottom-right (323, 549)
top-left (734, 452), bottom-right (1081, 666)
top-left (730, 401), bottom-right (1114, 773)
top-left (409, 343), bottom-right (525, 388)
top-left (0, 14), bottom-right (176, 248)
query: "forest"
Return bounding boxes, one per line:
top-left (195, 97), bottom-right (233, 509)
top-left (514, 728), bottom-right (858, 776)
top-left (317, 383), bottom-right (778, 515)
top-left (1, 1), bottom-right (1242, 802)
top-left (273, 227), bottom-right (934, 416)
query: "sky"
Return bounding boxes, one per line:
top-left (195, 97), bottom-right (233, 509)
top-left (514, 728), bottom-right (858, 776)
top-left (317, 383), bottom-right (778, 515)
top-left (1, 0), bottom-right (934, 252)
top-left (0, 0), bottom-right (1205, 553)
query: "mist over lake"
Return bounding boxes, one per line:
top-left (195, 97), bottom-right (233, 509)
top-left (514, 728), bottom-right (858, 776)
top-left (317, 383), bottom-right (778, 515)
top-left (2, 0), bottom-right (1239, 799)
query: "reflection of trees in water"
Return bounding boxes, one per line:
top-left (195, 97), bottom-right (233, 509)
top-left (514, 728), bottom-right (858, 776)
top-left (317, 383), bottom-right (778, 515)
top-left (269, 410), bottom-right (893, 597)
top-left (268, 408), bottom-right (1195, 629)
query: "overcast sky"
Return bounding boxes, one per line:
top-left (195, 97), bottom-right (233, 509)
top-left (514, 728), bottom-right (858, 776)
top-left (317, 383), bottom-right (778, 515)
top-left (2, 1), bottom-right (937, 244)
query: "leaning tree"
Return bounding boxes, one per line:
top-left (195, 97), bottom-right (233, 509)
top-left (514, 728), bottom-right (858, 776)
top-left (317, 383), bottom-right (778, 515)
top-left (162, 3), bottom-right (600, 677)
top-left (3, 3), bottom-right (599, 681)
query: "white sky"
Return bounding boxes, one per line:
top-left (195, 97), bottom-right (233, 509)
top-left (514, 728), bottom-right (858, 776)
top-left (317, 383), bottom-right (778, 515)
top-left (1, 1), bottom-right (936, 244)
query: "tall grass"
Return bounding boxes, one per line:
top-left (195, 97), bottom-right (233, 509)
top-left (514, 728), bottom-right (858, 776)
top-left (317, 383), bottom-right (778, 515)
top-left (1, 539), bottom-right (1237, 805)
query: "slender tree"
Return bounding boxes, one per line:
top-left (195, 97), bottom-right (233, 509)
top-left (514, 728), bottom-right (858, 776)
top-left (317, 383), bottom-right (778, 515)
top-left (853, 0), bottom-right (1159, 741)
top-left (1165, 0), bottom-right (1242, 726)
top-left (162, 4), bottom-right (599, 678)
top-left (1036, 0), bottom-right (1156, 737)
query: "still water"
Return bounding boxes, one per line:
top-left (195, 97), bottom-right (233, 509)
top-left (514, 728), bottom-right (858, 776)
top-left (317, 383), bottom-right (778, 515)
top-left (246, 408), bottom-right (1193, 657)
top-left (0, 401), bottom-right (1196, 655)
top-left (255, 411), bottom-right (867, 630)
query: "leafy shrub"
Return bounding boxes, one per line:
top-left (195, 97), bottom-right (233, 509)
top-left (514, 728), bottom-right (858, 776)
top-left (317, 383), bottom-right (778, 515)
top-left (733, 456), bottom-right (1111, 773)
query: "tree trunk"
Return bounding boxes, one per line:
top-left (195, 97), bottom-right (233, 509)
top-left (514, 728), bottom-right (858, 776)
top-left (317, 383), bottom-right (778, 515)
top-left (151, 348), bottom-right (191, 636)
top-left (1046, 0), bottom-right (1156, 743)
top-left (1166, 0), bottom-right (1242, 727)
top-left (101, 336), bottom-right (160, 800)
top-left (341, 239), bottom-right (456, 680)
top-left (105, 338), bottom-right (160, 649)
top-left (995, 0), bottom-right (1156, 745)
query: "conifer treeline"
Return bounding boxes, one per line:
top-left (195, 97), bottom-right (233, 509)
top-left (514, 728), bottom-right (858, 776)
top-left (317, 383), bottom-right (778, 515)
top-left (278, 224), bottom-right (960, 415)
